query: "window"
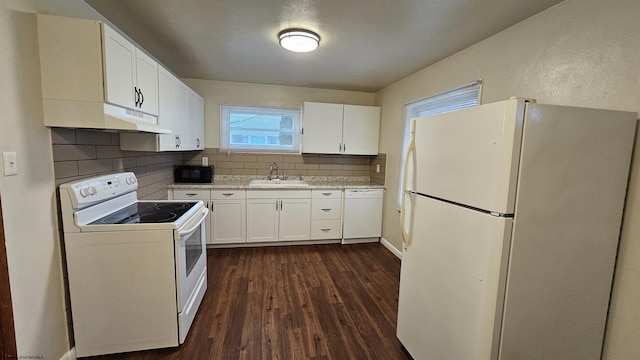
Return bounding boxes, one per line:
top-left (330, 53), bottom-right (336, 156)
top-left (398, 81), bottom-right (483, 206)
top-left (220, 105), bottom-right (301, 153)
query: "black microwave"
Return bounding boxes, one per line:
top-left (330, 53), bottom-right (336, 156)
top-left (174, 166), bottom-right (213, 183)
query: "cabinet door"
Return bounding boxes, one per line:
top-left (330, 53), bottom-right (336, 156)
top-left (173, 81), bottom-right (190, 149)
top-left (342, 105), bottom-right (380, 155)
top-left (247, 199), bottom-right (279, 242)
top-left (187, 90), bottom-right (205, 150)
top-left (135, 50), bottom-right (159, 115)
top-left (212, 200), bottom-right (246, 244)
top-left (279, 198), bottom-right (311, 241)
top-left (157, 67), bottom-right (177, 151)
top-left (102, 24), bottom-right (136, 110)
top-left (302, 102), bottom-right (343, 154)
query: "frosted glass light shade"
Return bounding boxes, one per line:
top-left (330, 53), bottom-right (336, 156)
top-left (278, 29), bottom-right (320, 52)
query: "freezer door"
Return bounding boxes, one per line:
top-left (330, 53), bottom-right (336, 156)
top-left (409, 99), bottom-right (524, 214)
top-left (397, 195), bottom-right (513, 360)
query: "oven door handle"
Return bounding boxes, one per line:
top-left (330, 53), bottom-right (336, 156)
top-left (177, 207), bottom-right (208, 238)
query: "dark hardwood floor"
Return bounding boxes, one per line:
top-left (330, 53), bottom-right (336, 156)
top-left (86, 243), bottom-right (411, 360)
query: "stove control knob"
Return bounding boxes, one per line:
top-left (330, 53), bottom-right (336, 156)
top-left (79, 188), bottom-right (89, 197)
top-left (126, 177), bottom-right (134, 185)
top-left (88, 186), bottom-right (97, 195)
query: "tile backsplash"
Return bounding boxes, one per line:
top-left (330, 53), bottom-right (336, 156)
top-left (51, 128), bottom-right (182, 200)
top-left (51, 130), bottom-right (387, 192)
top-left (183, 148), bottom-right (386, 184)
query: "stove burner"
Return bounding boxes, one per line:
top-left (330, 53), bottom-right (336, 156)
top-left (90, 201), bottom-right (198, 225)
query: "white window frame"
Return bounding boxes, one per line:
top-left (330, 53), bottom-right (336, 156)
top-left (398, 81), bottom-right (483, 207)
top-left (220, 104), bottom-right (302, 153)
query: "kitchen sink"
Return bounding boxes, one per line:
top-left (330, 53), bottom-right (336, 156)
top-left (249, 179), bottom-right (309, 187)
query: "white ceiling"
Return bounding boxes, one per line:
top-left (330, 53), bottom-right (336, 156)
top-left (20, 0), bottom-right (565, 92)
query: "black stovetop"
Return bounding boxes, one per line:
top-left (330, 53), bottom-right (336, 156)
top-left (90, 202), bottom-right (198, 225)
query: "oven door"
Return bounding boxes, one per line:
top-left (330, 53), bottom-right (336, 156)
top-left (175, 206), bottom-right (208, 343)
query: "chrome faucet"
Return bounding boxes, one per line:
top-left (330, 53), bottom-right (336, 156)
top-left (268, 162), bottom-right (280, 180)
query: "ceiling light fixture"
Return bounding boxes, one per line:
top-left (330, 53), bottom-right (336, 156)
top-left (278, 29), bottom-right (320, 53)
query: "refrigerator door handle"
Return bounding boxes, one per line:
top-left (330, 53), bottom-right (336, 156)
top-left (400, 119), bottom-right (416, 249)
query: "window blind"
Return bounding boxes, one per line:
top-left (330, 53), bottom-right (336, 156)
top-left (398, 80), bottom-right (483, 206)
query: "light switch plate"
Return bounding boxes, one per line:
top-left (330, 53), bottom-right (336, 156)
top-left (3, 152), bottom-right (17, 176)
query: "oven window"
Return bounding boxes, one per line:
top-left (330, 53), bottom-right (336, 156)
top-left (185, 225), bottom-right (203, 277)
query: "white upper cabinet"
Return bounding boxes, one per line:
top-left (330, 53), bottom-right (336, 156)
top-left (102, 24), bottom-right (158, 115)
top-left (173, 81), bottom-right (191, 149)
top-left (156, 66), bottom-right (178, 150)
top-left (119, 67), bottom-right (205, 152)
top-left (302, 102), bottom-right (344, 154)
top-left (188, 90), bottom-right (205, 150)
top-left (302, 102), bottom-right (380, 155)
top-left (342, 105), bottom-right (380, 155)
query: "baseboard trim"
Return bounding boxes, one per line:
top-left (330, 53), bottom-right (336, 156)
top-left (380, 237), bottom-right (402, 259)
top-left (60, 347), bottom-right (76, 360)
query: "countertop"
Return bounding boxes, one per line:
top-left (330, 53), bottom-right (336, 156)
top-left (168, 180), bottom-right (385, 190)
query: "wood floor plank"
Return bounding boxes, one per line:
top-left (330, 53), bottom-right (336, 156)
top-left (83, 243), bottom-right (411, 360)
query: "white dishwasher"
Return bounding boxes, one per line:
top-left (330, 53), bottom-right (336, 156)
top-left (343, 189), bottom-right (384, 244)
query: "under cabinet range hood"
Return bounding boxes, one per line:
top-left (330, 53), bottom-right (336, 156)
top-left (37, 14), bottom-right (171, 135)
top-left (42, 100), bottom-right (171, 134)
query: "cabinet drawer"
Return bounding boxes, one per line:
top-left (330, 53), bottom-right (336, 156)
top-left (312, 199), bottom-right (342, 220)
top-left (312, 190), bottom-right (342, 199)
top-left (247, 190), bottom-right (311, 199)
top-left (211, 190), bottom-right (246, 200)
top-left (311, 220), bottom-right (342, 240)
top-left (172, 189), bottom-right (209, 201)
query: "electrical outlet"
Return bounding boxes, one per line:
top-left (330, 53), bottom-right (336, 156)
top-left (3, 152), bottom-right (17, 176)
top-left (376, 164), bottom-right (381, 173)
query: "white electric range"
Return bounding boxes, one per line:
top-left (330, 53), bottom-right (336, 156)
top-left (59, 172), bottom-right (208, 357)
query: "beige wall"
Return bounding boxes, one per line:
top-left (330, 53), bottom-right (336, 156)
top-left (375, 0), bottom-right (640, 358)
top-left (183, 79), bottom-right (375, 149)
top-left (0, 5), bottom-right (69, 360)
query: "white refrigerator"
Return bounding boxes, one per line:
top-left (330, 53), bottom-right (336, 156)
top-left (397, 99), bottom-right (637, 360)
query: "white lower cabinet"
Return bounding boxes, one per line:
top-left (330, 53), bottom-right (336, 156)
top-left (169, 187), bottom-right (380, 246)
top-left (246, 190), bottom-right (311, 242)
top-left (170, 189), bottom-right (246, 244)
top-left (210, 191), bottom-right (246, 244)
top-left (310, 190), bottom-right (343, 240)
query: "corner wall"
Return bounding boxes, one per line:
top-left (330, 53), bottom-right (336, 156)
top-left (0, 6), bottom-right (69, 359)
top-left (374, 0), bottom-right (640, 358)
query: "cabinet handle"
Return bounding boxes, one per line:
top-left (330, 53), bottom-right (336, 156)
top-left (321, 228), bottom-right (331, 232)
top-left (339, 143), bottom-right (342, 152)
top-left (321, 208), bottom-right (331, 212)
top-left (134, 86), bottom-right (139, 107)
top-left (280, 200), bottom-right (283, 210)
top-left (185, 193), bottom-right (198, 197)
top-left (175, 135), bottom-right (180, 148)
top-left (222, 193), bottom-right (234, 197)
top-left (322, 192), bottom-right (332, 196)
top-left (276, 201), bottom-right (279, 211)
top-left (343, 143), bottom-right (346, 152)
top-left (197, 138), bottom-right (201, 148)
top-left (139, 89), bottom-right (144, 106)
